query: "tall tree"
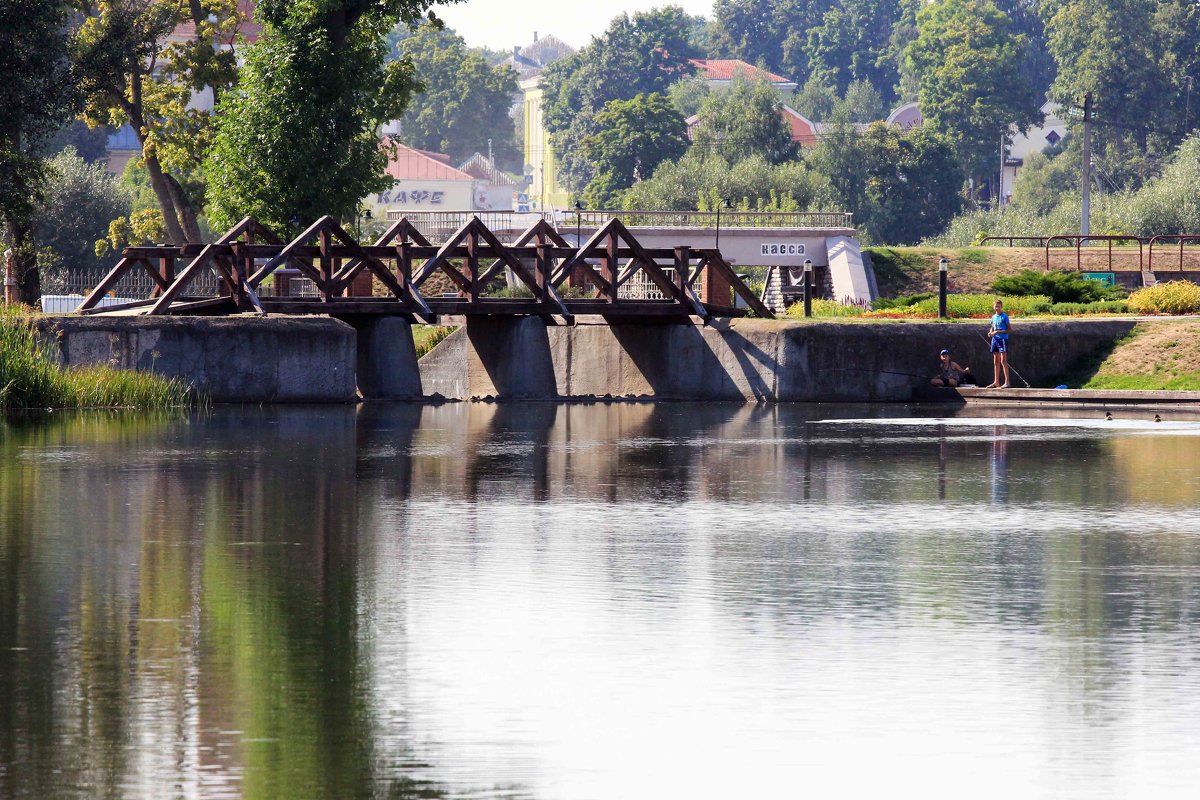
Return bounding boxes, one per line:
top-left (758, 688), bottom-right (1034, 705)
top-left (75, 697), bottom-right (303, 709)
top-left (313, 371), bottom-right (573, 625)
top-left (906, 0), bottom-right (1041, 181)
top-left (0, 0), bottom-right (78, 304)
top-left (580, 93), bottom-right (688, 208)
top-left (708, 0), bottom-right (825, 83)
top-left (807, 0), bottom-right (907, 104)
top-left (72, 0), bottom-right (245, 244)
top-left (813, 121), bottom-right (964, 244)
top-left (393, 22), bottom-right (519, 169)
top-left (691, 76), bottom-right (796, 164)
top-left (1043, 0), bottom-right (1200, 164)
top-left (540, 7), bottom-right (701, 195)
top-left (205, 1), bottom-right (450, 233)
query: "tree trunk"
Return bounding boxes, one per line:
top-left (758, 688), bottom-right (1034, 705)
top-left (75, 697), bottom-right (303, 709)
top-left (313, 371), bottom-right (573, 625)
top-left (5, 220), bottom-right (41, 308)
top-left (166, 173), bottom-right (202, 242)
top-left (142, 152), bottom-right (188, 245)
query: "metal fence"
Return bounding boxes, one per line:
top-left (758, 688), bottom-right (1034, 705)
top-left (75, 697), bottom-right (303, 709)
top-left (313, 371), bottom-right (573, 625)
top-left (382, 209), bottom-right (855, 241)
top-left (575, 210), bottom-right (854, 229)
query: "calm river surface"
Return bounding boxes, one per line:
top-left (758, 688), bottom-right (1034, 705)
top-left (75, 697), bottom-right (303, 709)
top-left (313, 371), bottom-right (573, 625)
top-left (2, 402), bottom-right (1200, 799)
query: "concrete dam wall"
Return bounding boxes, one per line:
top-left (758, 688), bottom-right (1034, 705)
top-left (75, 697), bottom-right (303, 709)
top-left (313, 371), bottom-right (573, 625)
top-left (420, 318), bottom-right (1137, 402)
top-left (33, 314), bottom-right (1135, 404)
top-left (36, 316), bottom-right (357, 403)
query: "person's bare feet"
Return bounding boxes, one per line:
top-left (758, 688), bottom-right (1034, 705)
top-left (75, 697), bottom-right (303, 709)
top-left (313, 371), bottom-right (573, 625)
top-left (1000, 383), bottom-right (1010, 388)
top-left (983, 383), bottom-right (998, 388)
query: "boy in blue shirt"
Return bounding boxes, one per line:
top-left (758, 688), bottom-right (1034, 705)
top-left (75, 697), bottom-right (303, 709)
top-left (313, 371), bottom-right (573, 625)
top-left (985, 299), bottom-right (1011, 388)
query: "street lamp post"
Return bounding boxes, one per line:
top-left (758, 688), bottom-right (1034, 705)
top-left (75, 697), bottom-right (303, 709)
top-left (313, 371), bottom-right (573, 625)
top-left (803, 258), bottom-right (813, 318)
top-left (938, 257), bottom-right (949, 319)
top-left (574, 200), bottom-right (584, 250)
top-left (715, 197), bottom-right (733, 251)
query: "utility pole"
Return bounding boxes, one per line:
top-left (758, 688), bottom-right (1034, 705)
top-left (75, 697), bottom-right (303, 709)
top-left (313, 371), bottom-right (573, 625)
top-left (1187, 77), bottom-right (1194, 135)
top-left (1081, 92), bottom-right (1092, 238)
top-left (999, 134), bottom-right (1006, 207)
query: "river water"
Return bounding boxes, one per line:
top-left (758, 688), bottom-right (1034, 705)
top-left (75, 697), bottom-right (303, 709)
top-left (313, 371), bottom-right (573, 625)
top-left (2, 403), bottom-right (1199, 799)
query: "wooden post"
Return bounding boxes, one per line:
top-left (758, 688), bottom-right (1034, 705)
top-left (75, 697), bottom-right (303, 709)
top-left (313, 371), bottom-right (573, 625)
top-left (467, 230), bottom-right (479, 301)
top-left (155, 255), bottom-right (175, 298)
top-left (316, 227), bottom-right (331, 301)
top-left (604, 233), bottom-right (618, 304)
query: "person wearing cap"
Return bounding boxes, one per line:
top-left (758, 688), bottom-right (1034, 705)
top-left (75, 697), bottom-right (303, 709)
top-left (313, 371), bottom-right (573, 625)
top-left (931, 349), bottom-right (970, 387)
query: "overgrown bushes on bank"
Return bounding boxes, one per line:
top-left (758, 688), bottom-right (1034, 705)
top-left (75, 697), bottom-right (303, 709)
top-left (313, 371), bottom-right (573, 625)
top-left (1127, 281), bottom-right (1200, 315)
top-left (787, 292), bottom-right (1133, 319)
top-left (0, 306), bottom-right (190, 412)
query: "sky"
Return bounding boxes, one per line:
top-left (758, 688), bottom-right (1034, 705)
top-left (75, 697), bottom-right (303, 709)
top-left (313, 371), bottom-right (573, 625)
top-left (436, 0), bottom-right (715, 50)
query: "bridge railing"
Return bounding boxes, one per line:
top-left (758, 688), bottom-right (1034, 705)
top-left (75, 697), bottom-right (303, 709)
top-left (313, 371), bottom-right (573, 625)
top-left (384, 209), bottom-right (855, 236)
top-left (573, 210), bottom-right (854, 229)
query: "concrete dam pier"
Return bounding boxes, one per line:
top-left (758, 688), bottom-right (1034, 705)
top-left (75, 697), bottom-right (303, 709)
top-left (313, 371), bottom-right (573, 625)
top-left (418, 317), bottom-right (1136, 402)
top-left (37, 315), bottom-right (1136, 404)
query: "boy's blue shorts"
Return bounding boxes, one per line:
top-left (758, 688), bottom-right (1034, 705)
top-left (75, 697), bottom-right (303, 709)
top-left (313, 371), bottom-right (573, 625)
top-left (990, 337), bottom-right (1008, 353)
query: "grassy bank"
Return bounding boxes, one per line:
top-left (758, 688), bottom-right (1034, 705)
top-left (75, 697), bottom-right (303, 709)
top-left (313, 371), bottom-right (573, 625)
top-left (413, 325), bottom-right (455, 358)
top-left (0, 306), bottom-right (191, 412)
top-left (1066, 321), bottom-right (1200, 390)
top-left (865, 246), bottom-right (1043, 297)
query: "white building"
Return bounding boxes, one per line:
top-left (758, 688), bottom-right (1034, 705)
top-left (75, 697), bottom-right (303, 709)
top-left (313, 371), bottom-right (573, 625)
top-left (1000, 102), bottom-right (1068, 204)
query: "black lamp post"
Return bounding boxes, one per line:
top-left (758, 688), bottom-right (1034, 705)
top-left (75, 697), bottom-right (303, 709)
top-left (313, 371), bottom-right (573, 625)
top-left (357, 207), bottom-right (373, 240)
top-left (715, 197), bottom-right (733, 251)
top-left (803, 258), bottom-right (813, 318)
top-left (938, 257), bottom-right (949, 318)
top-left (574, 200), bottom-right (584, 250)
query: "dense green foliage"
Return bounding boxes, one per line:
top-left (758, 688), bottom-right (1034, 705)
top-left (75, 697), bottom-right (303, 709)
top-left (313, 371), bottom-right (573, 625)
top-left (540, 7), bottom-right (701, 196)
top-left (906, 0), bottom-right (1040, 177)
top-left (991, 269), bottom-right (1120, 303)
top-left (206, 1), bottom-right (443, 232)
top-left (0, 0), bottom-right (78, 304)
top-left (581, 94), bottom-right (689, 209)
top-left (691, 77), bottom-right (796, 164)
top-left (620, 154), bottom-right (832, 213)
top-left (392, 22), bottom-right (520, 169)
top-left (813, 122), bottom-right (963, 244)
top-left (0, 306), bottom-right (190, 412)
top-left (34, 149), bottom-right (132, 280)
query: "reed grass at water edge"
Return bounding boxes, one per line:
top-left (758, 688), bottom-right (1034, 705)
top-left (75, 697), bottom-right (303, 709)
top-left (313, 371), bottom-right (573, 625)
top-left (0, 306), bottom-right (191, 412)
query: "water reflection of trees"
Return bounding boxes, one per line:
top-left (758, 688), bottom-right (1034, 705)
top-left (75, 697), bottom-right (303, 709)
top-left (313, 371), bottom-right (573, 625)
top-left (0, 409), bottom-right (448, 799)
top-left (4, 405), bottom-right (1200, 797)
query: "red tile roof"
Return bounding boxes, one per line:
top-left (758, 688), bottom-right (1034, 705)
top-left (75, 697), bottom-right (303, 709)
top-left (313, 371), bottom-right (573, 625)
top-left (781, 106), bottom-right (817, 147)
top-left (383, 142), bottom-right (475, 182)
top-left (689, 59), bottom-right (793, 85)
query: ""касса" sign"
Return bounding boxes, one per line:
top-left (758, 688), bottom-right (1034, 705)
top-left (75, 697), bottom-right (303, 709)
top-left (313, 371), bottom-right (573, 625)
top-left (760, 243), bottom-right (806, 256)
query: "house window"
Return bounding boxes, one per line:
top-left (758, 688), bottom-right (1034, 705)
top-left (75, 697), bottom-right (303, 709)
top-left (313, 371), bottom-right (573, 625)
top-left (1045, 130), bottom-right (1062, 145)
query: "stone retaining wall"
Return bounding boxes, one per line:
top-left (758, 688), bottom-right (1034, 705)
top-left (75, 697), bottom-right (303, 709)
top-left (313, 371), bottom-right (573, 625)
top-left (36, 315), bottom-right (357, 403)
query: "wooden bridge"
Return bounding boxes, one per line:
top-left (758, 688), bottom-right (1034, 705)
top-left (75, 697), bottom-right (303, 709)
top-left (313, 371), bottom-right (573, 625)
top-left (77, 215), bottom-right (772, 321)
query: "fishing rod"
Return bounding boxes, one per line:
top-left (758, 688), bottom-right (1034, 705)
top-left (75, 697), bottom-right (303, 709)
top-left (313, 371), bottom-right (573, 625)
top-left (977, 331), bottom-right (1031, 388)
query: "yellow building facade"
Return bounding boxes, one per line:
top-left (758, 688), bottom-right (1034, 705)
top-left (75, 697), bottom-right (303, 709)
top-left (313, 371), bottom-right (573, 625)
top-left (521, 77), bottom-right (572, 212)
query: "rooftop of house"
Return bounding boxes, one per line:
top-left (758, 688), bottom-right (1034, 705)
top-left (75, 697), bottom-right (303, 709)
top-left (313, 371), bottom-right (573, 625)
top-left (689, 59), bottom-right (795, 87)
top-left (499, 33), bottom-right (576, 79)
top-left (459, 153), bottom-right (516, 185)
top-left (384, 142), bottom-right (476, 182)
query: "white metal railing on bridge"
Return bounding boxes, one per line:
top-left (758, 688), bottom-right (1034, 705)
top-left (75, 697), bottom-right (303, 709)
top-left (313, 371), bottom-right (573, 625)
top-left (574, 210), bottom-right (854, 229)
top-left (382, 209), bottom-right (855, 242)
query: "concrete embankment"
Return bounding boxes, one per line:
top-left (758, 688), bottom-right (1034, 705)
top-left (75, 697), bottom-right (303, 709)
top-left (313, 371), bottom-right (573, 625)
top-left (36, 315), bottom-right (356, 403)
top-left (419, 318), bottom-right (1139, 402)
top-left (31, 314), bottom-right (1140, 404)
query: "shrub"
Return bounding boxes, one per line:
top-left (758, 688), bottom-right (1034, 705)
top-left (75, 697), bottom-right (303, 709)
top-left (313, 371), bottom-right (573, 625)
top-left (1046, 300), bottom-right (1130, 315)
top-left (784, 299), bottom-right (866, 318)
top-left (991, 269), bottom-right (1114, 303)
top-left (1127, 281), bottom-right (1200, 314)
top-left (909, 293), bottom-right (1052, 317)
